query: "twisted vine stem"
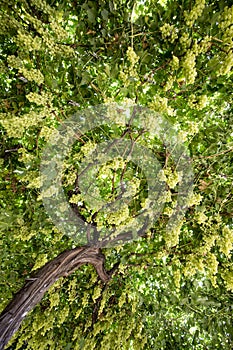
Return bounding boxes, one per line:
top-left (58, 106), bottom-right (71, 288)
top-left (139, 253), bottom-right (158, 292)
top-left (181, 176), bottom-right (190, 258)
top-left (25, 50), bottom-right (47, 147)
top-left (0, 246), bottom-right (109, 350)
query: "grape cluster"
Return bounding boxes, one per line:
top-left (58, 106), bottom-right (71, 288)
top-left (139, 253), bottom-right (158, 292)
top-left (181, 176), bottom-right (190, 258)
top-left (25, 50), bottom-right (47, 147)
top-left (21, 67), bottom-right (44, 85)
top-left (196, 211), bottom-right (208, 224)
top-left (16, 31), bottom-right (42, 51)
top-left (26, 91), bottom-right (51, 105)
top-left (181, 50), bottom-right (197, 85)
top-left (187, 192), bottom-right (203, 206)
top-left (219, 6), bottom-right (233, 30)
top-left (7, 55), bottom-right (22, 69)
top-left (149, 95), bottom-right (176, 116)
top-left (127, 46), bottom-right (139, 66)
top-left (165, 221), bottom-right (183, 248)
top-left (198, 36), bottom-right (212, 54)
top-left (160, 23), bottom-right (178, 43)
top-left (179, 32), bottom-right (192, 49)
top-left (217, 225), bottom-right (233, 257)
top-left (221, 270), bottom-right (233, 291)
top-left (164, 76), bottom-right (174, 91)
top-left (188, 94), bottom-right (208, 110)
top-left (217, 50), bottom-right (233, 76)
top-left (164, 168), bottom-right (181, 189)
top-left (184, 0), bottom-right (206, 27)
top-left (119, 47), bottom-right (139, 86)
top-left (206, 252), bottom-right (218, 275)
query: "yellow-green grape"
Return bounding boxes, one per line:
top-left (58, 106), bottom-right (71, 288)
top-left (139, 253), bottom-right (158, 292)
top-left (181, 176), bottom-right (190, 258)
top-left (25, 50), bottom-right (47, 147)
top-left (183, 254), bottom-right (204, 277)
top-left (188, 94), bottom-right (208, 110)
top-left (219, 6), bottom-right (233, 31)
top-left (171, 55), bottom-right (179, 70)
top-left (184, 0), bottom-right (206, 27)
top-left (160, 23), bottom-right (178, 43)
top-left (196, 211), bottom-right (208, 224)
top-left (92, 285), bottom-right (102, 302)
top-left (165, 221), bottom-right (183, 248)
top-left (57, 304), bottom-right (69, 325)
top-left (105, 204), bottom-right (130, 226)
top-left (49, 291), bottom-right (60, 309)
top-left (217, 50), bottom-right (233, 76)
top-left (217, 225), bottom-right (233, 257)
top-left (164, 76), bottom-right (174, 91)
top-left (201, 234), bottom-right (218, 254)
top-left (126, 47), bottom-right (139, 67)
top-left (157, 189), bottom-right (172, 204)
top-left (149, 95), bottom-right (176, 116)
top-left (7, 55), bottom-right (22, 69)
top-left (50, 20), bottom-right (67, 41)
top-left (31, 253), bottom-right (48, 271)
top-left (198, 95), bottom-right (208, 109)
top-left (26, 91), bottom-right (53, 105)
top-left (198, 36), bottom-right (212, 54)
top-left (181, 50), bottom-right (197, 85)
top-left (16, 31), bottom-right (43, 51)
top-left (205, 252), bottom-right (218, 275)
top-left (164, 168), bottom-right (181, 189)
top-left (163, 206), bottom-right (173, 217)
top-left (179, 32), bottom-right (192, 49)
top-left (81, 141), bottom-right (97, 157)
top-left (187, 192), bottom-right (203, 206)
top-left (119, 70), bottom-right (128, 84)
top-left (173, 269), bottom-right (181, 289)
top-left (20, 67), bottom-right (44, 85)
top-left (221, 269), bottom-right (233, 291)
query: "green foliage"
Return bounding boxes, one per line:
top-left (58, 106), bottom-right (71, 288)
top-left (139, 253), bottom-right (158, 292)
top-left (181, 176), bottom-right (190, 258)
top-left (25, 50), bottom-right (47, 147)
top-left (0, 0), bottom-right (233, 349)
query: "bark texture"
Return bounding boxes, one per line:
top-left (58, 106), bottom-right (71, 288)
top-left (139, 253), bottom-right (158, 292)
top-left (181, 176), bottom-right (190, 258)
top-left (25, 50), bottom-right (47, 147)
top-left (0, 246), bottom-right (109, 350)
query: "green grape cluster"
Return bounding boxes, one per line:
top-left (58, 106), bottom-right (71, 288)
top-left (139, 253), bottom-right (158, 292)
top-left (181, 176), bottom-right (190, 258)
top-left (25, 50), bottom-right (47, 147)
top-left (188, 94), bottom-right (208, 110)
top-left (165, 221), bottom-right (183, 248)
top-left (160, 23), bottom-right (178, 43)
top-left (184, 0), bottom-right (206, 27)
top-left (198, 36), bottom-right (212, 54)
top-left (183, 254), bottom-right (204, 277)
top-left (221, 269), bottom-right (233, 291)
top-left (7, 55), bottom-right (22, 69)
top-left (187, 192), bottom-right (203, 207)
top-left (179, 32), bottom-right (192, 49)
top-left (164, 168), bottom-right (181, 189)
top-left (26, 92), bottom-right (52, 106)
top-left (50, 20), bottom-right (67, 41)
top-left (31, 253), bottom-right (49, 271)
top-left (16, 31), bottom-right (42, 52)
top-left (119, 47), bottom-right (139, 86)
top-left (149, 95), bottom-right (176, 116)
top-left (164, 76), bottom-right (174, 91)
top-left (0, 110), bottom-right (45, 137)
top-left (195, 211), bottom-right (208, 224)
top-left (219, 6), bottom-right (233, 30)
top-left (181, 50), bottom-right (197, 84)
top-left (20, 67), bottom-right (44, 85)
top-left (170, 55), bottom-right (179, 70)
top-left (173, 269), bottom-right (181, 289)
top-left (217, 50), bottom-right (233, 76)
top-left (205, 252), bottom-right (218, 276)
top-left (217, 226), bottom-right (233, 257)
top-left (127, 47), bottom-right (139, 67)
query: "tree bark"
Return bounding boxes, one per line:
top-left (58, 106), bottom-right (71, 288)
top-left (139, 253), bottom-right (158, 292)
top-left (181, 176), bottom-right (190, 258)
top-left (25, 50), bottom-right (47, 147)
top-left (0, 246), bottom-right (109, 350)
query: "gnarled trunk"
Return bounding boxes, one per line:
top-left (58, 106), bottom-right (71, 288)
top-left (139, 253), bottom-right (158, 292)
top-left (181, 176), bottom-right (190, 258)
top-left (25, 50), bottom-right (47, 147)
top-left (0, 246), bottom-right (109, 350)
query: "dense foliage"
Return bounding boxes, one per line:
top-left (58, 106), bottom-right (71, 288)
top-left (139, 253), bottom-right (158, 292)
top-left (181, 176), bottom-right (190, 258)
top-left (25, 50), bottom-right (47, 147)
top-left (0, 0), bottom-right (233, 349)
